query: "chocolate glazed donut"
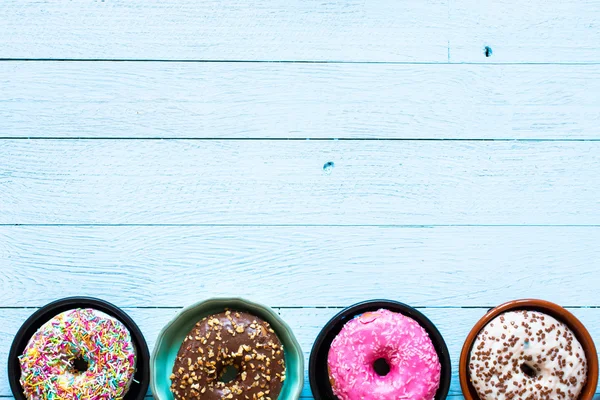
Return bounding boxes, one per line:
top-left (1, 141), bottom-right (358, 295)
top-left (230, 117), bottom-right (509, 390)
top-left (170, 311), bottom-right (286, 400)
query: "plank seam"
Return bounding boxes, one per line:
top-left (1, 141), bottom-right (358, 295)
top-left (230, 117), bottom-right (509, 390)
top-left (1, 59), bottom-right (600, 65)
top-left (2, 224), bottom-right (600, 228)
top-left (2, 138), bottom-right (600, 141)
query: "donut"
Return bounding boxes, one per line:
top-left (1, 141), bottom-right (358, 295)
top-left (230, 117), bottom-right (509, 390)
top-left (170, 310), bottom-right (285, 400)
top-left (469, 310), bottom-right (587, 400)
top-left (19, 308), bottom-right (137, 400)
top-left (327, 309), bottom-right (441, 400)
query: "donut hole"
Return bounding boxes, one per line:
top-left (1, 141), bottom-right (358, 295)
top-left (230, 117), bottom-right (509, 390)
top-left (219, 364), bottom-right (239, 383)
top-left (373, 358), bottom-right (391, 376)
top-left (520, 363), bottom-right (537, 378)
top-left (72, 356), bottom-right (89, 373)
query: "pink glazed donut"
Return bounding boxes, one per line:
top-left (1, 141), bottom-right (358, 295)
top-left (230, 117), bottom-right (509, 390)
top-left (327, 309), bottom-right (441, 400)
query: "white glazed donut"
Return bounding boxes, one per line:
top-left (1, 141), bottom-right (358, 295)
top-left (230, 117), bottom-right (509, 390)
top-left (469, 310), bottom-right (587, 400)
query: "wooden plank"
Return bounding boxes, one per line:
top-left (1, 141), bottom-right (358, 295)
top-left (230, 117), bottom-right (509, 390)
top-left (1, 63), bottom-right (599, 139)
top-left (0, 0), bottom-right (448, 62)
top-left (1, 307), bottom-right (599, 397)
top-left (1, 140), bottom-right (599, 225)
top-left (449, 0), bottom-right (600, 63)
top-left (1, 226), bottom-right (599, 307)
top-left (2, 0), bottom-right (598, 63)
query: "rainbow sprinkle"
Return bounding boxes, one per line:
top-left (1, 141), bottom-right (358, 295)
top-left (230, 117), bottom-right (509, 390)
top-left (19, 308), bottom-right (136, 400)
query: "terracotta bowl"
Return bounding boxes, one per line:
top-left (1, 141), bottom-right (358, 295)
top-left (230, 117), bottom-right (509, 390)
top-left (459, 299), bottom-right (598, 400)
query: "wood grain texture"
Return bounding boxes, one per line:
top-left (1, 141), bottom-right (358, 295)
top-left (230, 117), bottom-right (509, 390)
top-left (0, 0), bottom-right (448, 62)
top-left (2, 0), bottom-right (599, 63)
top-left (2, 2), bottom-right (599, 400)
top-left (450, 0), bottom-right (600, 63)
top-left (1, 226), bottom-right (599, 307)
top-left (1, 307), bottom-right (599, 397)
top-left (1, 63), bottom-right (599, 139)
top-left (1, 140), bottom-right (599, 225)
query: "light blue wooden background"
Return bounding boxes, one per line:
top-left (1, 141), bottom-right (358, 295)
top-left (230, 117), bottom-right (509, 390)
top-left (1, 1), bottom-right (599, 399)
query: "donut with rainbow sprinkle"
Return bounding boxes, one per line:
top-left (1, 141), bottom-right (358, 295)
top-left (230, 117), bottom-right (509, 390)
top-left (19, 308), bottom-right (136, 400)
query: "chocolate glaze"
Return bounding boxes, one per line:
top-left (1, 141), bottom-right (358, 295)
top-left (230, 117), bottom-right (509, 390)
top-left (170, 311), bottom-right (286, 400)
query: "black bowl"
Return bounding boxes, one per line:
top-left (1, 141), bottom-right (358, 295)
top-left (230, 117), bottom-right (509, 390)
top-left (309, 300), bottom-right (451, 400)
top-left (8, 297), bottom-right (150, 400)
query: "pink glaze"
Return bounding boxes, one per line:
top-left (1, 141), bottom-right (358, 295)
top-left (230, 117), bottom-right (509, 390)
top-left (327, 309), bottom-right (441, 400)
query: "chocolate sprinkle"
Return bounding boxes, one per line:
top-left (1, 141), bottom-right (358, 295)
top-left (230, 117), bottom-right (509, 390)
top-left (469, 310), bottom-right (587, 400)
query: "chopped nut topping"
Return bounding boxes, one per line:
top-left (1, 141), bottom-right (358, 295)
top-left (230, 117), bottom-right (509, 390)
top-left (170, 311), bottom-right (285, 400)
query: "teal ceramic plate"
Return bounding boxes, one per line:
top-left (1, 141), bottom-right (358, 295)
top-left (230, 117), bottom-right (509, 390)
top-left (151, 298), bottom-right (304, 400)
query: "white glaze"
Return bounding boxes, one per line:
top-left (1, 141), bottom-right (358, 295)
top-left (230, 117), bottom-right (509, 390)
top-left (469, 310), bottom-right (587, 400)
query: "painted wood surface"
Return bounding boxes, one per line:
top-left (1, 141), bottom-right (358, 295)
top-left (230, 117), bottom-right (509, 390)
top-left (0, 0), bottom-right (449, 62)
top-left (449, 0), bottom-right (600, 63)
top-left (1, 63), bottom-right (599, 139)
top-left (2, 0), bottom-right (599, 63)
top-left (3, 0), bottom-right (600, 399)
top-left (1, 307), bottom-right (599, 398)
top-left (1, 226), bottom-right (599, 307)
top-left (1, 140), bottom-right (599, 225)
